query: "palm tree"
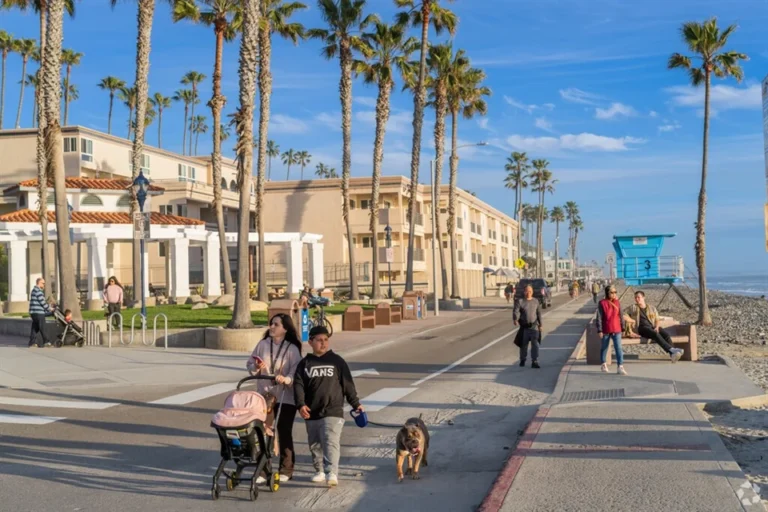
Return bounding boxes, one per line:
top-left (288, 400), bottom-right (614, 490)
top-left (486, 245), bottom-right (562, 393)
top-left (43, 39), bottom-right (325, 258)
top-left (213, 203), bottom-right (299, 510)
top-left (550, 206), bottom-right (565, 289)
top-left (504, 151), bottom-right (529, 263)
top-left (266, 139), bottom-right (279, 181)
top-left (668, 18), bottom-right (747, 326)
top-left (256, 0), bottom-right (307, 301)
top-left (281, 148), bottom-right (297, 179)
top-left (59, 48), bottom-right (82, 125)
top-left (228, 0), bottom-right (259, 328)
top-left (148, 92), bottom-right (171, 147)
top-left (13, 38), bottom-right (36, 128)
top-left (118, 85), bottom-right (137, 139)
top-left (62, 82), bottom-right (78, 104)
top-left (308, 0), bottom-right (377, 301)
top-left (0, 30), bottom-right (13, 130)
top-left (564, 200), bottom-right (579, 263)
top-left (353, 21), bottom-right (417, 299)
top-left (219, 122), bottom-right (230, 141)
top-left (173, 88), bottom-right (196, 154)
top-left (530, 159), bottom-right (556, 278)
top-left (141, 97), bottom-right (156, 128)
top-left (97, 76), bottom-right (126, 135)
top-left (446, 59), bottom-right (490, 298)
top-left (315, 162), bottom-right (330, 178)
top-left (25, 73), bottom-right (38, 126)
top-left (295, 150), bottom-right (311, 179)
top-left (395, 0), bottom-right (457, 292)
top-left (572, 217), bottom-right (583, 266)
top-left (191, 114), bottom-right (208, 154)
top-left (522, 203), bottom-right (537, 258)
top-left (181, 70), bottom-right (206, 154)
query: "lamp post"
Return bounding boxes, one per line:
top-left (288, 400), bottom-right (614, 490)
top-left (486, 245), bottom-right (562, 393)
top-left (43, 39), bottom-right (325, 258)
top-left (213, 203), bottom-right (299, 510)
top-left (132, 171), bottom-right (150, 321)
top-left (384, 224), bottom-right (393, 299)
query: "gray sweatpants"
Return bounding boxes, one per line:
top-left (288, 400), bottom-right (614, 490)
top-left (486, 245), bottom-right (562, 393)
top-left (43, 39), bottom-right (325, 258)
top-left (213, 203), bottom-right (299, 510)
top-left (305, 416), bottom-right (345, 476)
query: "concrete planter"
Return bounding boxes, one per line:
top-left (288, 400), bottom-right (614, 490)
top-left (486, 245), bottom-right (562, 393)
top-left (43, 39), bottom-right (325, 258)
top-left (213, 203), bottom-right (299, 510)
top-left (205, 327), bottom-right (263, 352)
top-left (326, 314), bottom-right (343, 333)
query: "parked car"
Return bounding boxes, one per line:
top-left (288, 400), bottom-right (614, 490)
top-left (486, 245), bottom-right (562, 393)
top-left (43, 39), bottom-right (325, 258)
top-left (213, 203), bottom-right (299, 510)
top-left (513, 278), bottom-right (552, 309)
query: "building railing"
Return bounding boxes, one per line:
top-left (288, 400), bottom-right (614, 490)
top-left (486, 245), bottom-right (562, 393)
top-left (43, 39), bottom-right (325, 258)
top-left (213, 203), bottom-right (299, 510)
top-left (617, 255), bottom-right (685, 281)
top-left (414, 248), bottom-right (426, 262)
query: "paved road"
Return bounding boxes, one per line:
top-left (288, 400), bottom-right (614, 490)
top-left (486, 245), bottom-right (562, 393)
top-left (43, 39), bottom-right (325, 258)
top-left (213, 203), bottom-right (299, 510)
top-left (0, 294), bottom-right (593, 512)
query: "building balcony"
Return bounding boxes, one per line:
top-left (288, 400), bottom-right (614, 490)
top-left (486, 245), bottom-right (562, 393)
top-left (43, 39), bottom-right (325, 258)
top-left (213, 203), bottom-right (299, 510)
top-left (152, 179), bottom-right (252, 210)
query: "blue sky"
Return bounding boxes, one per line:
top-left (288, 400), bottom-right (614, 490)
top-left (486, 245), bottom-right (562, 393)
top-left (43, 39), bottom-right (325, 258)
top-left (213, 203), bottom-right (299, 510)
top-left (2, 0), bottom-right (767, 275)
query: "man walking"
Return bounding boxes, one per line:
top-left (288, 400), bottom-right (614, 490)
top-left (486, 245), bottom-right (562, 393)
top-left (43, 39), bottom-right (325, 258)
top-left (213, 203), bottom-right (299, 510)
top-left (591, 281), bottom-right (600, 303)
top-left (513, 285), bottom-right (542, 369)
top-left (28, 278), bottom-right (53, 348)
top-left (624, 291), bottom-right (684, 363)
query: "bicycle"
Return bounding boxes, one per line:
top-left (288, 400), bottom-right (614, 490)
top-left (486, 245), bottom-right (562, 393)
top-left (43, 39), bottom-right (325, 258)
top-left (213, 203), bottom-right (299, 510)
top-left (308, 304), bottom-right (334, 336)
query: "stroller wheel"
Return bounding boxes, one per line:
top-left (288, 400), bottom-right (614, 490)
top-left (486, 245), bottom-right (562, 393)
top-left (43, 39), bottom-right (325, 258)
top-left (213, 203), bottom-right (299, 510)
top-left (270, 472), bottom-right (280, 493)
top-left (211, 486), bottom-right (220, 501)
top-left (226, 475), bottom-right (237, 491)
top-left (249, 484), bottom-right (259, 502)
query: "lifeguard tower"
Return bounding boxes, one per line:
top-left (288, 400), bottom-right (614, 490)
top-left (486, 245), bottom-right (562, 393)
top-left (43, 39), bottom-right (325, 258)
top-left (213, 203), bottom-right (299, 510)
top-left (612, 232), bottom-right (694, 309)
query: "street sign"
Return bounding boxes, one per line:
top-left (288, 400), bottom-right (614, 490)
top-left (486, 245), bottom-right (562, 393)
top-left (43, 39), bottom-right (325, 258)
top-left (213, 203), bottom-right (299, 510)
top-left (133, 212), bottom-right (150, 240)
top-left (385, 248), bottom-right (394, 263)
top-left (605, 252), bottom-right (615, 264)
top-left (514, 258), bottom-right (526, 269)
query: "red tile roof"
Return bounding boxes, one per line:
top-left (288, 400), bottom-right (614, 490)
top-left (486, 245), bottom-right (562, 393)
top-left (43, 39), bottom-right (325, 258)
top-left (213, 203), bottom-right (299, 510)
top-left (5, 177), bottom-right (164, 194)
top-left (0, 210), bottom-right (204, 226)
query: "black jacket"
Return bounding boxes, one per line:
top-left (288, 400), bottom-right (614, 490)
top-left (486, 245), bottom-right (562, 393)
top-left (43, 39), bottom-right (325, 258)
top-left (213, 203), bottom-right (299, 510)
top-left (294, 350), bottom-right (361, 420)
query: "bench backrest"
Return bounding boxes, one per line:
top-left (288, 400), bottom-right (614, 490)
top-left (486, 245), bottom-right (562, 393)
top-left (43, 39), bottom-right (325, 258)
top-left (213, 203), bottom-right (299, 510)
top-left (375, 303), bottom-right (391, 311)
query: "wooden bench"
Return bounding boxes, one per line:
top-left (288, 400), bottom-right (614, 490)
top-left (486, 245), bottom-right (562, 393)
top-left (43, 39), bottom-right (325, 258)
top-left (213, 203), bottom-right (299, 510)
top-left (374, 303), bottom-right (402, 326)
top-left (585, 320), bottom-right (698, 364)
top-left (342, 306), bottom-right (376, 331)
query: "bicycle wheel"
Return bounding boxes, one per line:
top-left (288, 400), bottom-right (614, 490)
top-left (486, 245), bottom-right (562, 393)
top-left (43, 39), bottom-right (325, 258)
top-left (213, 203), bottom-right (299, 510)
top-left (322, 316), bottom-right (334, 336)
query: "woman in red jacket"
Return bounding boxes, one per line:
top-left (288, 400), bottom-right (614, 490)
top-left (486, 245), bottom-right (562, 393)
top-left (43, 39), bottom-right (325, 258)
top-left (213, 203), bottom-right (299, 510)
top-left (595, 286), bottom-right (627, 375)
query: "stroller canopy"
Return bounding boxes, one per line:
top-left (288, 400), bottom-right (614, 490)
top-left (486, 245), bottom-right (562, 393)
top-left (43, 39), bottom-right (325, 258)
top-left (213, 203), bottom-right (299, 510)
top-left (211, 390), bottom-right (267, 428)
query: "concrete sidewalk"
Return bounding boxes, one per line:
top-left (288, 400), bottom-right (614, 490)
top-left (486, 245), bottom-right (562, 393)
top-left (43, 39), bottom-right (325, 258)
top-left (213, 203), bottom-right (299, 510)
top-left (482, 346), bottom-right (767, 511)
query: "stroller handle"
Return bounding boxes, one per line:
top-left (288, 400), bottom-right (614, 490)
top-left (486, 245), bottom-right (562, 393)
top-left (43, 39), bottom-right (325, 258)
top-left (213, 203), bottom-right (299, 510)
top-left (236, 374), bottom-right (277, 390)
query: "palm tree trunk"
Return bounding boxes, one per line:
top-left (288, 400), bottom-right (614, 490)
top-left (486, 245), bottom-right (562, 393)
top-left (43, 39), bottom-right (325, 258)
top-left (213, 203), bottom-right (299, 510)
top-left (189, 85), bottom-right (197, 152)
top-left (340, 42), bottom-right (358, 300)
top-left (211, 25), bottom-right (233, 296)
top-left (127, 106), bottom-right (133, 140)
top-left (255, 23), bottom-right (271, 302)
top-left (157, 109), bottom-right (162, 147)
top-left (537, 194), bottom-right (544, 278)
top-left (554, 220), bottom-right (559, 290)
top-left (267, 156), bottom-right (272, 181)
top-left (1, 53), bottom-right (7, 130)
top-left (181, 104), bottom-right (188, 154)
top-left (107, 91), bottom-right (114, 134)
top-left (286, 163), bottom-right (290, 180)
top-left (63, 65), bottom-right (71, 125)
top-left (448, 109), bottom-right (461, 298)
top-left (130, 0), bottom-right (155, 309)
top-left (516, 184), bottom-right (522, 266)
top-left (300, 164), bottom-right (304, 180)
top-left (15, 58), bottom-right (27, 128)
top-left (37, 6), bottom-right (50, 298)
top-left (44, 0), bottom-right (80, 319)
top-left (369, 79), bottom-right (392, 300)
top-left (195, 129), bottom-right (199, 155)
top-left (696, 72), bottom-right (712, 326)
top-left (433, 88), bottom-right (449, 300)
top-left (405, 3), bottom-right (431, 292)
top-left (228, 0), bottom-right (259, 329)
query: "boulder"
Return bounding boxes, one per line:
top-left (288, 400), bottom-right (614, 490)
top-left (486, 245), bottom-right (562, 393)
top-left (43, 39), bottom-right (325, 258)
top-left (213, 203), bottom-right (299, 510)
top-left (191, 302), bottom-right (209, 310)
top-left (186, 295), bottom-right (205, 305)
top-left (212, 294), bottom-right (235, 307)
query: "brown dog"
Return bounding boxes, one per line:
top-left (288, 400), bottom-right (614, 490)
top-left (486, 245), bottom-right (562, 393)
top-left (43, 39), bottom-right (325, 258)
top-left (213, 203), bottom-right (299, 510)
top-left (395, 415), bottom-right (430, 482)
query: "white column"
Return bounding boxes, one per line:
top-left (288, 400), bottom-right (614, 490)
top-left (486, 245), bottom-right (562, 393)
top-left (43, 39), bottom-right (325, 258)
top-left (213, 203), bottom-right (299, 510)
top-left (307, 242), bottom-right (324, 290)
top-left (203, 235), bottom-right (221, 297)
top-left (8, 241), bottom-right (29, 304)
top-left (86, 237), bottom-right (108, 301)
top-left (164, 241), bottom-right (172, 298)
top-left (142, 241), bottom-right (150, 297)
top-left (286, 240), bottom-right (304, 297)
top-left (171, 238), bottom-right (190, 302)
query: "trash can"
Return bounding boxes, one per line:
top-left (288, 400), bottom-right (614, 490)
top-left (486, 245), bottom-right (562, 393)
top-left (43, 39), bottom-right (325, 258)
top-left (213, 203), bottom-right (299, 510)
top-left (267, 299), bottom-right (301, 332)
top-left (401, 292), bottom-right (418, 320)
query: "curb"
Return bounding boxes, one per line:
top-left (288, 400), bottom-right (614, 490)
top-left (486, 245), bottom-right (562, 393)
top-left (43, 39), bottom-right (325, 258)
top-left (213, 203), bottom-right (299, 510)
top-left (703, 393), bottom-right (768, 414)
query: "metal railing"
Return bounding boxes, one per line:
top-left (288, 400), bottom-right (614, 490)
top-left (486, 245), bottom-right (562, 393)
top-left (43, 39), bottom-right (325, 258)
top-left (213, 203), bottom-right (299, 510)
top-left (130, 313), bottom-right (146, 346)
top-left (108, 312), bottom-right (124, 348)
top-left (153, 313), bottom-right (168, 350)
top-left (83, 321), bottom-right (100, 346)
top-left (617, 255), bottom-right (684, 281)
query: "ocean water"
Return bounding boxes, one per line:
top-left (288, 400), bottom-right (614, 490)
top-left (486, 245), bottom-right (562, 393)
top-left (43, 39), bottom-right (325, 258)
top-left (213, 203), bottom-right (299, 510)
top-left (706, 275), bottom-right (768, 298)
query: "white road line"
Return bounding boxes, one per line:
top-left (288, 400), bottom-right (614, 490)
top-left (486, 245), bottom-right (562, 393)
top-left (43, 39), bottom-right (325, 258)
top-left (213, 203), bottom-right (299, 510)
top-left (353, 387), bottom-right (417, 412)
top-left (149, 383), bottom-right (235, 405)
top-left (351, 369), bottom-right (379, 377)
top-left (411, 298), bottom-right (578, 387)
top-left (0, 413), bottom-right (64, 425)
top-left (0, 397), bottom-right (119, 410)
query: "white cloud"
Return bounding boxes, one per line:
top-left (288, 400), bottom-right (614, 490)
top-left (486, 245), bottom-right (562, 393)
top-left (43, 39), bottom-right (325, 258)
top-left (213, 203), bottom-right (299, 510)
top-left (354, 96), bottom-right (378, 108)
top-left (658, 121), bottom-right (681, 133)
top-left (477, 118), bottom-right (490, 130)
top-left (506, 133), bottom-right (646, 152)
top-left (543, 103), bottom-right (556, 111)
top-left (534, 117), bottom-right (554, 132)
top-left (649, 110), bottom-right (659, 118)
top-left (666, 84), bottom-right (761, 111)
top-left (314, 112), bottom-right (340, 131)
top-left (270, 114), bottom-right (309, 134)
top-left (559, 88), bottom-right (603, 105)
top-left (504, 96), bottom-right (539, 114)
top-left (595, 102), bottom-right (637, 120)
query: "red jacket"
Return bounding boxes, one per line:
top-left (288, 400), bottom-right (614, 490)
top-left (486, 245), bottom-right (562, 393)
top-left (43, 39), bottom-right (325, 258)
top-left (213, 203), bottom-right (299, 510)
top-left (595, 298), bottom-right (625, 334)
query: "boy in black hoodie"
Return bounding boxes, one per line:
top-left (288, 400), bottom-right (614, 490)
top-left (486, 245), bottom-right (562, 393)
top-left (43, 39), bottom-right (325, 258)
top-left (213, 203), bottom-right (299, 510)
top-left (294, 326), bottom-right (364, 487)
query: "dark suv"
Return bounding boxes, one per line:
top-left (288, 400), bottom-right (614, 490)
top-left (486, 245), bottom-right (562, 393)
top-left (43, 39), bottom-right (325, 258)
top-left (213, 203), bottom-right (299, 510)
top-left (513, 278), bottom-right (552, 309)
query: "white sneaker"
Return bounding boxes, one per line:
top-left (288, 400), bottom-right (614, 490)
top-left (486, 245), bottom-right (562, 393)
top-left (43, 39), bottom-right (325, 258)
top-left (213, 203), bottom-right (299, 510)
top-left (327, 473), bottom-right (338, 487)
top-left (617, 365), bottom-right (627, 376)
top-left (278, 474), bottom-right (291, 482)
top-left (600, 363), bottom-right (609, 373)
top-left (255, 476), bottom-right (266, 485)
top-left (310, 472), bottom-right (326, 483)
top-left (670, 348), bottom-right (683, 363)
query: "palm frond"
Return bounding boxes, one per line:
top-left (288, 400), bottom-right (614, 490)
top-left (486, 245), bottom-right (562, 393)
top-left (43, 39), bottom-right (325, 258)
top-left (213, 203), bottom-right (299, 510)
top-left (667, 52), bottom-right (692, 70)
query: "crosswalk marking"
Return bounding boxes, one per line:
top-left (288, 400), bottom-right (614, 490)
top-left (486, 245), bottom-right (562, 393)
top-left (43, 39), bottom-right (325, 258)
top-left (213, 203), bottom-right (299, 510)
top-left (358, 387), bottom-right (416, 412)
top-left (0, 413), bottom-right (64, 425)
top-left (0, 397), bottom-right (119, 410)
top-left (149, 383), bottom-right (235, 406)
top-left (351, 369), bottom-right (379, 377)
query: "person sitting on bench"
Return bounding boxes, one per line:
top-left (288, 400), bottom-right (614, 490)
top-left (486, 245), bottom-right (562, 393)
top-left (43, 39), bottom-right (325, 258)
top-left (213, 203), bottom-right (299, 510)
top-left (624, 291), bottom-right (684, 363)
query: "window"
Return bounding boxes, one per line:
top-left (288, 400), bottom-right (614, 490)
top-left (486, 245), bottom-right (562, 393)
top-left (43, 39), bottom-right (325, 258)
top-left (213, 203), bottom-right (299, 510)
top-left (178, 164), bottom-right (186, 182)
top-left (18, 195), bottom-right (26, 208)
top-left (81, 194), bottom-right (103, 206)
top-left (350, 200), bottom-right (356, 209)
top-left (159, 242), bottom-right (166, 258)
top-left (129, 151), bottom-right (150, 174)
top-left (221, 178), bottom-right (227, 190)
top-left (178, 164), bottom-right (197, 182)
top-left (361, 199), bottom-right (370, 210)
top-left (117, 194), bottom-right (131, 207)
top-left (176, 204), bottom-right (187, 217)
top-left (63, 137), bottom-right (77, 153)
top-left (362, 236), bottom-right (372, 248)
top-left (189, 166), bottom-right (196, 182)
top-left (80, 138), bottom-right (93, 162)
top-left (229, 180), bottom-right (237, 192)
top-left (384, 201), bottom-right (392, 209)
top-left (160, 205), bottom-right (172, 215)
top-left (46, 194), bottom-right (55, 205)
top-left (442, 241), bottom-right (448, 249)
top-left (440, 208), bottom-right (447, 214)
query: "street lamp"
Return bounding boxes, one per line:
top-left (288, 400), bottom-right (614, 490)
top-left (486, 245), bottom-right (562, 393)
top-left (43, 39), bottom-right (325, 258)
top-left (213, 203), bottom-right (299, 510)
top-left (384, 224), bottom-right (393, 299)
top-left (132, 170), bottom-right (150, 320)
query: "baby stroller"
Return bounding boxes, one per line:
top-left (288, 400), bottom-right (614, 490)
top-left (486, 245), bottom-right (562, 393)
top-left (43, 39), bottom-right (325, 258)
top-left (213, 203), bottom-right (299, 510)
top-left (210, 374), bottom-right (284, 502)
top-left (51, 308), bottom-right (85, 347)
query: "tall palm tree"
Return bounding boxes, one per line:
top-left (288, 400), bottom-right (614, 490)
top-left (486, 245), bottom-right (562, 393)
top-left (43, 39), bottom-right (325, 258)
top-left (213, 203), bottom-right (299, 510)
top-left (550, 206), bottom-right (565, 289)
top-left (395, 0), bottom-right (457, 291)
top-left (446, 59), bottom-right (490, 298)
top-left (191, 115), bottom-right (207, 154)
top-left (315, 162), bottom-right (331, 178)
top-left (668, 18), bottom-right (747, 326)
top-left (308, 0), bottom-right (376, 300)
top-left (504, 151), bottom-right (529, 262)
top-left (118, 85), bottom-right (137, 139)
top-left (219, 122), bottom-right (230, 141)
top-left (296, 150), bottom-right (311, 179)
top-left (256, 0), bottom-right (307, 301)
top-left (97, 76), bottom-right (126, 135)
top-left (530, 159), bottom-right (556, 278)
top-left (149, 92), bottom-right (171, 147)
top-left (266, 139), bottom-right (279, 181)
top-left (173, 88), bottom-right (196, 154)
top-left (181, 70), bottom-right (206, 154)
top-left (173, 0), bottom-right (241, 296)
top-left (59, 48), bottom-right (82, 125)
top-left (62, 82), bottom-right (78, 104)
top-left (13, 38), bottom-right (36, 128)
top-left (228, 0), bottom-right (259, 328)
top-left (353, 21), bottom-right (417, 299)
top-left (564, 200), bottom-right (579, 263)
top-left (25, 73), bottom-right (39, 126)
top-left (281, 148), bottom-right (297, 179)
top-left (0, 30), bottom-right (13, 130)
top-left (572, 217), bottom-right (583, 266)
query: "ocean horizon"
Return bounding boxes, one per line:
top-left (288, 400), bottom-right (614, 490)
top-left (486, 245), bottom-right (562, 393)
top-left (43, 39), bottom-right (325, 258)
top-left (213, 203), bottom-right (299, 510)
top-left (704, 275), bottom-right (768, 298)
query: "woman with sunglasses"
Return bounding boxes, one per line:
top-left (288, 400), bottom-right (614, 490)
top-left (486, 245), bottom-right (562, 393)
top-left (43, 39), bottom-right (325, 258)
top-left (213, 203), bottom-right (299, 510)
top-left (595, 286), bottom-right (627, 375)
